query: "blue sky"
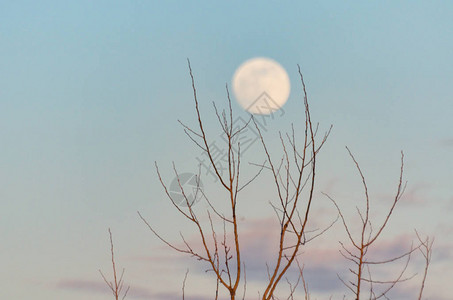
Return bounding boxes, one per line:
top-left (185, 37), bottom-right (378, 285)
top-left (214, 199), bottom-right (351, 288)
top-left (1, 1), bottom-right (452, 299)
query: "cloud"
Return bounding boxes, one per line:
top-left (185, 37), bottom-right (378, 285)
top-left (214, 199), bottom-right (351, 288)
top-left (126, 214), bottom-right (440, 298)
top-left (446, 196), bottom-right (453, 210)
top-left (400, 182), bottom-right (432, 205)
top-left (56, 279), bottom-right (108, 294)
top-left (200, 217), bottom-right (412, 291)
top-left (388, 282), bottom-right (452, 300)
top-left (440, 138), bottom-right (453, 147)
top-left (128, 253), bottom-right (186, 264)
top-left (56, 278), bottom-right (208, 300)
top-left (376, 181), bottom-right (436, 206)
top-left (431, 240), bottom-right (453, 263)
top-left (364, 234), bottom-right (414, 259)
top-left (149, 293), bottom-right (212, 300)
top-left (436, 220), bottom-right (453, 236)
top-left (185, 216), bottom-right (347, 294)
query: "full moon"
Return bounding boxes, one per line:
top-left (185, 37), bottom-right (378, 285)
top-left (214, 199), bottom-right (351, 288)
top-left (232, 57), bottom-right (290, 115)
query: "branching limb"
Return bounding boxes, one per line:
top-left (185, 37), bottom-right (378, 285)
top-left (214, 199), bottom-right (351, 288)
top-left (99, 228), bottom-right (130, 300)
top-left (416, 230), bottom-right (434, 300)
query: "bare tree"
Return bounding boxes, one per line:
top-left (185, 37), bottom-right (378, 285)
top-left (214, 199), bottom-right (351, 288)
top-left (324, 148), bottom-right (433, 300)
top-left (137, 60), bottom-right (432, 299)
top-left (254, 66), bottom-right (332, 300)
top-left (139, 59), bottom-right (246, 299)
top-left (99, 228), bottom-right (130, 300)
top-left (138, 61), bottom-right (332, 299)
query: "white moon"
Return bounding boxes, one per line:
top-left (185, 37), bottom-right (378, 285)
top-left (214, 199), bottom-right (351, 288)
top-left (232, 57), bottom-right (290, 115)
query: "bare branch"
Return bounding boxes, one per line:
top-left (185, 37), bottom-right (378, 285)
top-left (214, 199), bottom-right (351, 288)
top-left (99, 229), bottom-right (130, 300)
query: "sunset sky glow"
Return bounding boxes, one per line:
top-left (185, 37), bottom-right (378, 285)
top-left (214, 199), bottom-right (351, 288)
top-left (1, 1), bottom-right (453, 299)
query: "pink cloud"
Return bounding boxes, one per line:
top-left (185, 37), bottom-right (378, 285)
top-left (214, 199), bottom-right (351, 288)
top-left (389, 282), bottom-right (452, 300)
top-left (56, 279), bottom-right (108, 294)
top-left (55, 278), bottom-right (190, 299)
top-left (131, 212), bottom-right (440, 298)
top-left (400, 182), bottom-right (432, 205)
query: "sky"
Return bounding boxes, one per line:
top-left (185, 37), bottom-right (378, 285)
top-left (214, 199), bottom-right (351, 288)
top-left (1, 1), bottom-right (452, 299)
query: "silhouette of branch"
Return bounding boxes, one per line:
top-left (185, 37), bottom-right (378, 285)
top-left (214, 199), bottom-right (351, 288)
top-left (99, 228), bottom-right (130, 300)
top-left (416, 230), bottom-right (434, 300)
top-left (324, 149), bottom-right (429, 299)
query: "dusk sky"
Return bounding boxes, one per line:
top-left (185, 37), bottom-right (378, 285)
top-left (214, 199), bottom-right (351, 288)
top-left (1, 1), bottom-right (453, 299)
